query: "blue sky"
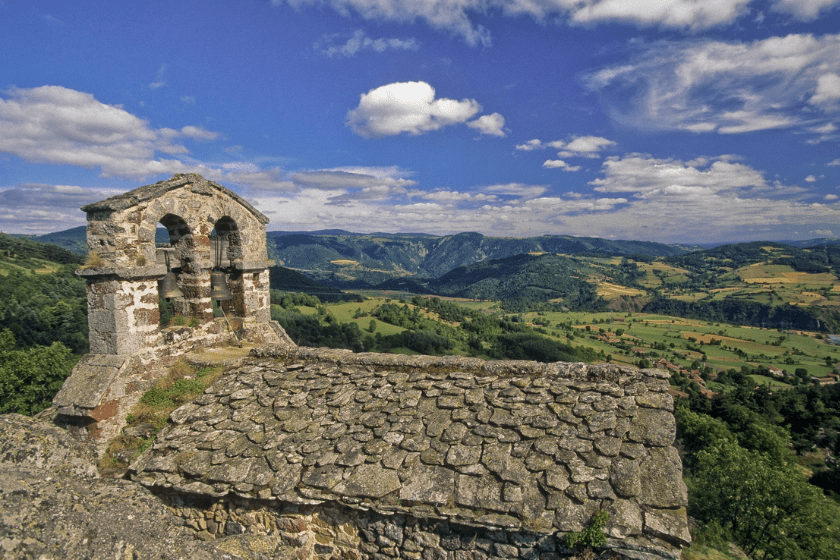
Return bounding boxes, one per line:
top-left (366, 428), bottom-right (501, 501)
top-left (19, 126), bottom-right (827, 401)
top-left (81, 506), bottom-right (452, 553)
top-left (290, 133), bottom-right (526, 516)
top-left (1, 0), bottom-right (839, 243)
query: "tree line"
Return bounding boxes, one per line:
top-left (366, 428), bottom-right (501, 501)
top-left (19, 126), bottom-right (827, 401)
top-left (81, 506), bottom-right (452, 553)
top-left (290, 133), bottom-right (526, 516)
top-left (271, 294), bottom-right (599, 363)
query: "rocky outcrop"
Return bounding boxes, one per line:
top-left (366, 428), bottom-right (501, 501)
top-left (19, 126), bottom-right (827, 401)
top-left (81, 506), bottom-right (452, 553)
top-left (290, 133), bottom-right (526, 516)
top-left (0, 414), bottom-right (292, 559)
top-left (131, 347), bottom-right (690, 559)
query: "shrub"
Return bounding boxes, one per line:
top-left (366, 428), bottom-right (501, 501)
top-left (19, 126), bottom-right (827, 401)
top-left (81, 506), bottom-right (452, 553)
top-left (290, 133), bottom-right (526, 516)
top-left (566, 510), bottom-right (609, 549)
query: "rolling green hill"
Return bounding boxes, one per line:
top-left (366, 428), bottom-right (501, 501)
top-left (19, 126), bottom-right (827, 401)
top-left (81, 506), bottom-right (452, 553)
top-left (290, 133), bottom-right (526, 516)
top-left (25, 226), bottom-right (89, 256)
top-left (25, 225), bottom-right (840, 331)
top-left (0, 232), bottom-right (84, 268)
top-left (427, 253), bottom-right (602, 310)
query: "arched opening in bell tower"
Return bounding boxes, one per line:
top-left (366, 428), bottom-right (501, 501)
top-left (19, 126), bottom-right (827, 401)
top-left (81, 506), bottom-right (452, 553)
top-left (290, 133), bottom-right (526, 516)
top-left (156, 213), bottom-right (193, 326)
top-left (209, 216), bottom-right (245, 320)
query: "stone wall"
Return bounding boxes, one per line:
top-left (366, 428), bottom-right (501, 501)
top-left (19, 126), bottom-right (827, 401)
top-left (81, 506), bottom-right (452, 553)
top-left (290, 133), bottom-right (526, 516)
top-left (82, 174), bottom-right (270, 270)
top-left (131, 346), bottom-right (691, 559)
top-left (163, 494), bottom-right (663, 559)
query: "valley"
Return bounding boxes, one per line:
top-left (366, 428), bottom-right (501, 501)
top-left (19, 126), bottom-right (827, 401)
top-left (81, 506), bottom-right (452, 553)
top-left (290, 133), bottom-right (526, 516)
top-left (3, 228), bottom-right (840, 559)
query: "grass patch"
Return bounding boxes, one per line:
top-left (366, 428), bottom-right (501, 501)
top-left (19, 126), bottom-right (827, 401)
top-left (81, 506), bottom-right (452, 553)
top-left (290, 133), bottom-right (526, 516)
top-left (596, 282), bottom-right (645, 299)
top-left (749, 374), bottom-right (793, 388)
top-left (98, 360), bottom-right (224, 475)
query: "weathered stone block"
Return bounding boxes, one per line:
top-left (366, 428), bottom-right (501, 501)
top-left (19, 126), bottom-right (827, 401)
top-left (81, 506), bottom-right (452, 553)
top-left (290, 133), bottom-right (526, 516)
top-left (638, 447), bottom-right (687, 508)
top-left (335, 464), bottom-right (402, 499)
top-left (627, 408), bottom-right (676, 447)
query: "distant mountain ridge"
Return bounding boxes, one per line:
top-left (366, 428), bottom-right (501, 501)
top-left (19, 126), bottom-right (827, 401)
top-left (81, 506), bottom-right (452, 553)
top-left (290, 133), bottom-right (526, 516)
top-left (266, 230), bottom-right (693, 284)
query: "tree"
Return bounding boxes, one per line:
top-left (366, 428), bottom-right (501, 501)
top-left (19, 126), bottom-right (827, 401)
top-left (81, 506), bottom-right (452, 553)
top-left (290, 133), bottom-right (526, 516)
top-left (0, 329), bottom-right (77, 415)
top-left (676, 408), bottom-right (735, 469)
top-left (690, 441), bottom-right (840, 560)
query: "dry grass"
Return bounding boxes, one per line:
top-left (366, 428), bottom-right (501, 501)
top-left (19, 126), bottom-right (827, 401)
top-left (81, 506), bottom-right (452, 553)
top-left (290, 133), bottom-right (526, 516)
top-left (596, 282), bottom-right (645, 299)
top-left (98, 360), bottom-right (224, 474)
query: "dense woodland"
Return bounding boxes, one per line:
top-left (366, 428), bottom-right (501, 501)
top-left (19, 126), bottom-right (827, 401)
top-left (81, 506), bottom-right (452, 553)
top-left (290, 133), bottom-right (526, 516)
top-left (677, 386), bottom-right (840, 559)
top-left (0, 248), bottom-right (86, 415)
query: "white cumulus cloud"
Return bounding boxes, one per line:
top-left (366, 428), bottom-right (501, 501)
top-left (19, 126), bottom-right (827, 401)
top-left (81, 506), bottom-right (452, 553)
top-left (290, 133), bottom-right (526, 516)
top-left (517, 135), bottom-right (615, 157)
top-left (809, 73), bottom-right (840, 106)
top-left (558, 136), bottom-right (617, 158)
top-left (466, 113), bottom-right (506, 137)
top-left (543, 159), bottom-right (581, 171)
top-left (515, 139), bottom-right (543, 151)
top-left (0, 85), bottom-right (220, 179)
top-left (590, 154), bottom-right (770, 197)
top-left (0, 183), bottom-right (124, 233)
top-left (346, 81), bottom-right (482, 138)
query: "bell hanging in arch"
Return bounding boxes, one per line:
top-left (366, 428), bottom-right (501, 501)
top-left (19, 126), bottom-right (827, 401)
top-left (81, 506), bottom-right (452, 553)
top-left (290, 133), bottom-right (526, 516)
top-left (158, 272), bottom-right (184, 301)
top-left (210, 269), bottom-right (233, 301)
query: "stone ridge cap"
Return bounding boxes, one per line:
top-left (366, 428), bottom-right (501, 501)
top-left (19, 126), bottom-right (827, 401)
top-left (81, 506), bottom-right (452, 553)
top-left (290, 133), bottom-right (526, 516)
top-left (80, 173), bottom-right (270, 225)
top-left (250, 343), bottom-right (672, 381)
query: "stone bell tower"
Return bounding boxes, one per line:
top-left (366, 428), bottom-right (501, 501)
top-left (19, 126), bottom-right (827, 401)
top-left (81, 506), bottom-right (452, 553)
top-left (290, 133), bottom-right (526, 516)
top-left (53, 174), bottom-right (292, 442)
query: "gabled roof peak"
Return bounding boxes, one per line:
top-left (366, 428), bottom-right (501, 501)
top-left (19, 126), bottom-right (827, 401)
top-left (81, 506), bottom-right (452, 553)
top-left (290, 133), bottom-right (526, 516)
top-left (81, 173), bottom-right (269, 225)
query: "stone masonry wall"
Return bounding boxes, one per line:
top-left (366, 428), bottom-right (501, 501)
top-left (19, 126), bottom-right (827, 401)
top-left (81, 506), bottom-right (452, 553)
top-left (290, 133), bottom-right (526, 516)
top-left (163, 494), bottom-right (647, 560)
top-left (82, 174), bottom-right (270, 270)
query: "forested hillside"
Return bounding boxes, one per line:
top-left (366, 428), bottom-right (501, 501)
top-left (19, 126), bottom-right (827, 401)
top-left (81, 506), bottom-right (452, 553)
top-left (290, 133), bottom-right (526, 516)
top-left (0, 263), bottom-right (86, 415)
top-left (1, 230), bottom-right (839, 558)
top-left (266, 230), bottom-right (690, 285)
top-left (271, 293), bottom-right (601, 363)
top-left (0, 232), bottom-right (84, 266)
top-left (428, 253), bottom-right (602, 310)
top-left (0, 267), bottom-right (87, 353)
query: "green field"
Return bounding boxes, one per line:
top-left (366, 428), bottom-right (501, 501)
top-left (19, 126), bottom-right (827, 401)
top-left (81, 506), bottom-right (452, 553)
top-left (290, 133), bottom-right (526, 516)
top-left (297, 294), bottom-right (840, 390)
top-left (0, 256), bottom-right (64, 275)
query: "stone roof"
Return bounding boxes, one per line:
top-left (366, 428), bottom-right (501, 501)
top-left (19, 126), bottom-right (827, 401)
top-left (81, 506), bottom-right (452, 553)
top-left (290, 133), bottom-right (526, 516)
top-left (131, 346), bottom-right (690, 557)
top-left (81, 173), bottom-right (269, 224)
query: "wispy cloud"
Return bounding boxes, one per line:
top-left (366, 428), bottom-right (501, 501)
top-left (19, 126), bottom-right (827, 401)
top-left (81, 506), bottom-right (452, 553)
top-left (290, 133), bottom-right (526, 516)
top-left (585, 33), bottom-right (840, 136)
top-left (149, 63), bottom-right (167, 89)
top-left (274, 0), bottom-right (840, 45)
top-left (289, 166), bottom-right (417, 191)
top-left (771, 0), bottom-right (840, 19)
top-left (315, 29), bottom-right (419, 57)
top-left (42, 14), bottom-right (64, 26)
